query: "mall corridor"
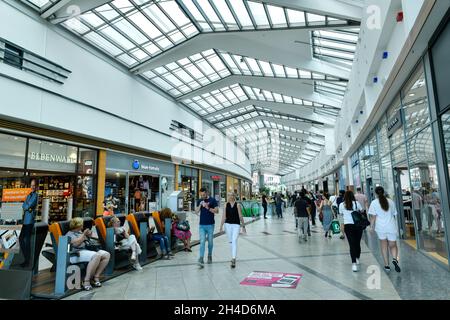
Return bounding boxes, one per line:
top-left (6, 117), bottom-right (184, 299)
top-left (64, 210), bottom-right (450, 301)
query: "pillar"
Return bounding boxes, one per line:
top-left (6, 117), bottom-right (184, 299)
top-left (96, 150), bottom-right (106, 217)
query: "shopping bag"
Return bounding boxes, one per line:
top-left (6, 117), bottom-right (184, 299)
top-left (331, 220), bottom-right (341, 234)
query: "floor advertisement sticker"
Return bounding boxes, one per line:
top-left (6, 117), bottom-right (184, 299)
top-left (240, 271), bottom-right (303, 289)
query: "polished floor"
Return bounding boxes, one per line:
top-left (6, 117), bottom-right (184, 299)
top-left (65, 208), bottom-right (450, 300)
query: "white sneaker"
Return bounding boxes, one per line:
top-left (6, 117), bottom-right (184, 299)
top-left (131, 252), bottom-right (136, 262)
top-left (133, 263), bottom-right (143, 271)
top-left (356, 258), bottom-right (360, 265)
top-left (352, 263), bottom-right (358, 272)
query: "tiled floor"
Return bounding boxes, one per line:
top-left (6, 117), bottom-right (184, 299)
top-left (64, 208), bottom-right (450, 300)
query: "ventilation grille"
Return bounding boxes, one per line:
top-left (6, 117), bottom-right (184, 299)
top-left (0, 38), bottom-right (71, 84)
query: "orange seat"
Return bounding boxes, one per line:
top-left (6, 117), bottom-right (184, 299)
top-left (0, 253), bottom-right (8, 269)
top-left (49, 222), bottom-right (63, 246)
top-left (151, 211), bottom-right (164, 234)
top-left (95, 217), bottom-right (107, 243)
top-left (126, 214), bottom-right (141, 238)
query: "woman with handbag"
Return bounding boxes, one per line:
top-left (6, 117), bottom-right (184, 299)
top-left (172, 215), bottom-right (192, 252)
top-left (338, 191), bottom-right (363, 272)
top-left (319, 194), bottom-right (333, 238)
top-left (108, 217), bottom-right (143, 271)
top-left (220, 193), bottom-right (246, 268)
top-left (368, 186), bottom-right (401, 273)
top-left (66, 218), bottom-right (111, 290)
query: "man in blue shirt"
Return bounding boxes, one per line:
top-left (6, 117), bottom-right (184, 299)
top-left (195, 187), bottom-right (218, 268)
top-left (19, 178), bottom-right (38, 268)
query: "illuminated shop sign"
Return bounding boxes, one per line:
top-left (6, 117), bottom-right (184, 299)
top-left (387, 109), bottom-right (403, 137)
top-left (29, 152), bottom-right (77, 164)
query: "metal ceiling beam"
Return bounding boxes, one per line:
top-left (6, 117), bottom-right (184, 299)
top-left (131, 30), bottom-right (351, 80)
top-left (178, 76), bottom-right (341, 108)
top-left (41, 0), bottom-right (112, 23)
top-left (266, 0), bottom-right (363, 21)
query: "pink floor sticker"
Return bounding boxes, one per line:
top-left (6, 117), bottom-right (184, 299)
top-left (240, 271), bottom-right (303, 289)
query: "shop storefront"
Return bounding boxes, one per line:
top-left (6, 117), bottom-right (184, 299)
top-left (0, 132), bottom-right (98, 222)
top-left (177, 165), bottom-right (199, 211)
top-left (201, 171), bottom-right (226, 206)
top-left (241, 180), bottom-right (251, 200)
top-left (105, 152), bottom-right (174, 213)
top-left (350, 55), bottom-right (449, 266)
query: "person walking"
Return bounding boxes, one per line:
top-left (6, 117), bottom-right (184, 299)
top-left (19, 178), bottom-right (38, 269)
top-left (220, 193), bottom-right (246, 268)
top-left (262, 194), bottom-right (268, 219)
top-left (334, 190), bottom-right (346, 239)
top-left (309, 191), bottom-right (317, 226)
top-left (294, 191), bottom-right (310, 242)
top-left (275, 193), bottom-right (283, 218)
top-left (368, 186), bottom-right (401, 273)
top-left (195, 188), bottom-right (219, 268)
top-left (319, 194), bottom-right (333, 238)
top-left (339, 190), bottom-right (364, 272)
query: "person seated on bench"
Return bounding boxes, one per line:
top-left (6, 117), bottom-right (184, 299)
top-left (103, 204), bottom-right (114, 217)
top-left (108, 216), bottom-right (143, 271)
top-left (66, 218), bottom-right (111, 291)
top-left (171, 214), bottom-right (192, 252)
top-left (148, 218), bottom-right (174, 260)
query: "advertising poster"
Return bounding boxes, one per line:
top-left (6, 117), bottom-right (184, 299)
top-left (240, 271), bottom-right (303, 289)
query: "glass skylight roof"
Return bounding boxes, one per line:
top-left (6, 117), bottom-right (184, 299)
top-left (183, 83), bottom-right (338, 117)
top-left (36, 0), bottom-right (361, 175)
top-left (313, 29), bottom-right (359, 69)
top-left (62, 0), bottom-right (199, 67)
top-left (22, 0), bottom-right (59, 11)
top-left (142, 49), bottom-right (231, 96)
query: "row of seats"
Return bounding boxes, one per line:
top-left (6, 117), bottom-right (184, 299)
top-left (36, 212), bottom-right (176, 297)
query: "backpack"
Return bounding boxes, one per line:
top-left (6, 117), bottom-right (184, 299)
top-left (176, 220), bottom-right (190, 232)
top-left (351, 201), bottom-right (370, 230)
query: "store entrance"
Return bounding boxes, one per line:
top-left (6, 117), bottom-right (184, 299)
top-left (181, 175), bottom-right (197, 211)
top-left (393, 167), bottom-right (415, 243)
top-left (365, 177), bottom-right (374, 203)
top-left (129, 174), bottom-right (160, 213)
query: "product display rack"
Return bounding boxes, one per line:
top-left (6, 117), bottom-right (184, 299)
top-left (37, 177), bottom-right (74, 223)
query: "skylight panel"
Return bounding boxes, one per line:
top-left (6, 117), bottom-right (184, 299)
top-left (234, 55), bottom-right (251, 75)
top-left (197, 0), bottom-right (225, 30)
top-left (182, 0), bottom-right (211, 31)
top-left (114, 19), bottom-right (148, 45)
top-left (143, 43), bottom-right (160, 55)
top-left (259, 61), bottom-right (273, 76)
top-left (158, 1), bottom-right (191, 27)
top-left (168, 30), bottom-right (185, 43)
top-left (306, 13), bottom-right (326, 25)
top-left (128, 11), bottom-right (162, 39)
top-left (63, 18), bottom-right (90, 35)
top-left (81, 12), bottom-right (104, 28)
top-left (299, 70), bottom-right (312, 79)
top-left (267, 5), bottom-right (287, 27)
top-left (197, 60), bottom-right (215, 76)
top-left (211, 0), bottom-right (238, 29)
top-left (151, 77), bottom-right (174, 91)
top-left (287, 9), bottom-right (305, 27)
top-left (285, 67), bottom-right (298, 78)
top-left (144, 4), bottom-right (177, 33)
top-left (272, 64), bottom-right (285, 77)
top-left (229, 0), bottom-right (254, 29)
top-left (84, 32), bottom-right (123, 56)
top-left (112, 0), bottom-right (134, 14)
top-left (221, 53), bottom-right (239, 73)
top-left (117, 53), bottom-right (137, 66)
top-left (95, 4), bottom-right (120, 20)
top-left (245, 57), bottom-right (261, 75)
top-left (130, 48), bottom-right (148, 60)
top-left (101, 26), bottom-right (135, 50)
top-left (248, 1), bottom-right (269, 28)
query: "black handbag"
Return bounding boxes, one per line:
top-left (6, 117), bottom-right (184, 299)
top-left (351, 201), bottom-right (370, 230)
top-left (84, 238), bottom-right (102, 252)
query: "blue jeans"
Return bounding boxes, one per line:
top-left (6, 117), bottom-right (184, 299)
top-left (199, 224), bottom-right (214, 259)
top-left (153, 234), bottom-right (170, 254)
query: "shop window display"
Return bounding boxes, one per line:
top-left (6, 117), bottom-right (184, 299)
top-left (105, 171), bottom-right (126, 214)
top-left (407, 126), bottom-right (447, 262)
top-left (402, 65), bottom-right (430, 138)
top-left (0, 133), bottom-right (26, 169)
top-left (129, 175), bottom-right (160, 212)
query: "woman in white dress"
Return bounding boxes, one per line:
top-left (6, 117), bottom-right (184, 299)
top-left (368, 186), bottom-right (401, 273)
